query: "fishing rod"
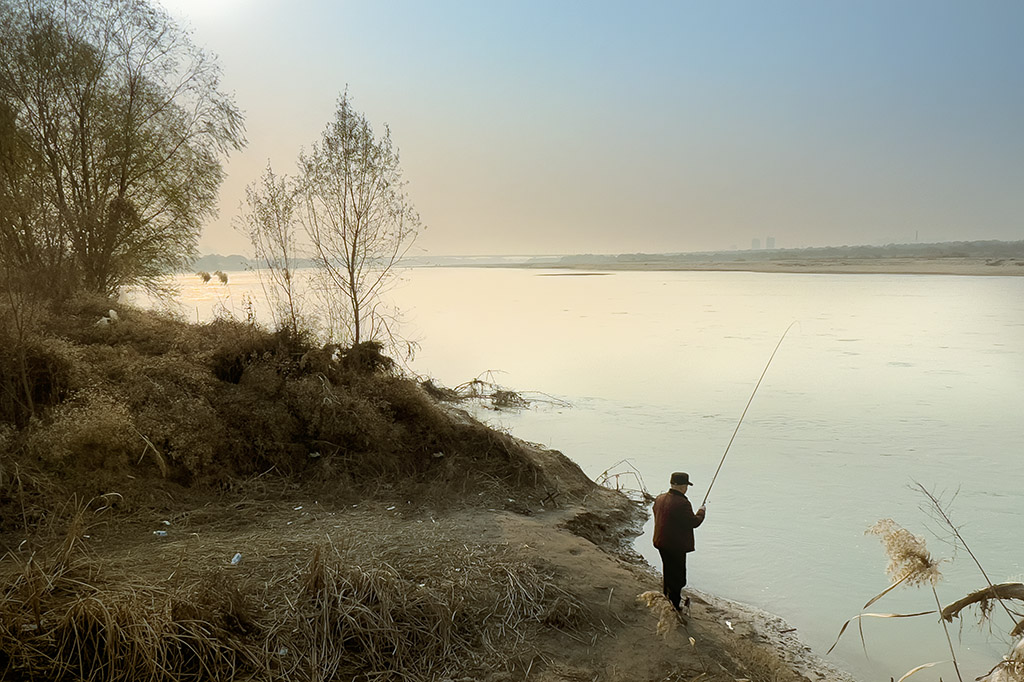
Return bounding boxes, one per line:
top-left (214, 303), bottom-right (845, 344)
top-left (701, 321), bottom-right (797, 507)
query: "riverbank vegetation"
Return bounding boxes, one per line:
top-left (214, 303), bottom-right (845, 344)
top-left (0, 296), bottom-right (556, 518)
top-left (0, 294), bottom-right (611, 680)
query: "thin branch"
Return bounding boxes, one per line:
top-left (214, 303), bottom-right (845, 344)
top-left (914, 481), bottom-right (1017, 624)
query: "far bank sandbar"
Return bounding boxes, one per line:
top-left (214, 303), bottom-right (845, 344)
top-left (513, 256), bottom-right (1024, 277)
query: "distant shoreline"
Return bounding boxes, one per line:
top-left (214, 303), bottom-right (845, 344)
top-left (188, 257), bottom-right (1024, 277)
top-left (500, 256), bottom-right (1024, 277)
top-left (190, 239), bottom-right (1024, 277)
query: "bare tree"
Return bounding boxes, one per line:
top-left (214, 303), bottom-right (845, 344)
top-left (297, 91), bottom-right (419, 346)
top-left (237, 163), bottom-right (307, 337)
top-left (0, 0), bottom-right (244, 296)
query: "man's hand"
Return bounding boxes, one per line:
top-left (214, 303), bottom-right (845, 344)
top-left (698, 505), bottom-right (706, 514)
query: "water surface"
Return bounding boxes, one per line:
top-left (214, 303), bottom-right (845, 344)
top-left (148, 267), bottom-right (1024, 680)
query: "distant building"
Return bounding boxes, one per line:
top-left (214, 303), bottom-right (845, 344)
top-left (766, 236), bottom-right (775, 249)
top-left (751, 238), bottom-right (761, 250)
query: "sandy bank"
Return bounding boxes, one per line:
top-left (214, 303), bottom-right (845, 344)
top-left (477, 496), bottom-right (861, 682)
top-left (520, 256), bottom-right (1024, 277)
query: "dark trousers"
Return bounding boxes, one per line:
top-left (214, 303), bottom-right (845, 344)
top-left (658, 547), bottom-right (688, 610)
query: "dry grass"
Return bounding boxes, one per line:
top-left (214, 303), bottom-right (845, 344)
top-left (0, 298), bottom-right (605, 679)
top-left (1, 301), bottom-right (556, 524)
top-left (637, 591), bottom-right (679, 637)
top-left (978, 637), bottom-right (1024, 682)
top-left (0, 513), bottom-right (589, 682)
top-left (0, 457), bottom-right (62, 533)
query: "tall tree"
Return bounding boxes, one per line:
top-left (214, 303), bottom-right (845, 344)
top-left (298, 92), bottom-right (419, 346)
top-left (0, 0), bottom-right (244, 296)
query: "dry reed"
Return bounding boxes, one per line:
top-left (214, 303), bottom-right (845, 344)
top-left (826, 518), bottom-right (964, 681)
top-left (637, 591), bottom-right (679, 637)
top-left (977, 637), bottom-right (1024, 682)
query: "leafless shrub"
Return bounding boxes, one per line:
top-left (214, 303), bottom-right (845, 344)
top-left (596, 460), bottom-right (653, 503)
top-left (338, 340), bottom-right (395, 374)
top-left (452, 373), bottom-right (570, 411)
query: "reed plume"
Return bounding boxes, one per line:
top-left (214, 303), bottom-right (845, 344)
top-left (867, 518), bottom-right (942, 587)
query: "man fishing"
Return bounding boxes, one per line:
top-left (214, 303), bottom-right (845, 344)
top-left (652, 472), bottom-right (706, 612)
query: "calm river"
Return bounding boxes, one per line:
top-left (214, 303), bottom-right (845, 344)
top-left (142, 266), bottom-right (1024, 681)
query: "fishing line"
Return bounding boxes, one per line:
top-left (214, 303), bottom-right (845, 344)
top-left (701, 321), bottom-right (797, 506)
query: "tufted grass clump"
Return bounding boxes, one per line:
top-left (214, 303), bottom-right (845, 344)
top-left (26, 390), bottom-right (137, 473)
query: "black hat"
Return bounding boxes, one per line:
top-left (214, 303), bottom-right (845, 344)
top-left (670, 472), bottom-right (693, 486)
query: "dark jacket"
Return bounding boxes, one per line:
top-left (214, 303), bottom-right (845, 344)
top-left (652, 489), bottom-right (705, 553)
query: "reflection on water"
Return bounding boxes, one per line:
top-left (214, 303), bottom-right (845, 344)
top-left (133, 267), bottom-right (1024, 680)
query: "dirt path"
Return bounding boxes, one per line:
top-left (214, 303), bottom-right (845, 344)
top-left (40, 488), bottom-right (856, 682)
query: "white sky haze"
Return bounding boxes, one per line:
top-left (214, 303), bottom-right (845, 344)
top-left (159, 1), bottom-right (1024, 257)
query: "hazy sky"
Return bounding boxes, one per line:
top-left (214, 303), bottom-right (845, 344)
top-left (161, 0), bottom-right (1024, 257)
